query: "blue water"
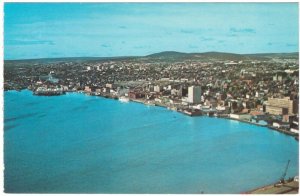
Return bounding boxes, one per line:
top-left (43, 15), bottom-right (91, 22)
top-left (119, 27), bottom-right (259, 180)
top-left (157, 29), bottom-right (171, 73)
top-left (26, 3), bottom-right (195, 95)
top-left (4, 90), bottom-right (299, 193)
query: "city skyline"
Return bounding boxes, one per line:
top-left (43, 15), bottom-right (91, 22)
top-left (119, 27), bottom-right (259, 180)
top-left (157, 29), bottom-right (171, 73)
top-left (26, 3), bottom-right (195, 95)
top-left (4, 2), bottom-right (299, 60)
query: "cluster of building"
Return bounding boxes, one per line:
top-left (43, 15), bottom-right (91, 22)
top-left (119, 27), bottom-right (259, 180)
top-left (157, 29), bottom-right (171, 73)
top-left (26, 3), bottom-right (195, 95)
top-left (4, 53), bottom-right (299, 138)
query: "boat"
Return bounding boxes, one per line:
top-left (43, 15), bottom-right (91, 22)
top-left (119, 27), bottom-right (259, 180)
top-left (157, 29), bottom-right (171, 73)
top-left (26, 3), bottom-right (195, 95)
top-left (145, 101), bottom-right (155, 106)
top-left (119, 96), bottom-right (129, 103)
top-left (33, 87), bottom-right (65, 96)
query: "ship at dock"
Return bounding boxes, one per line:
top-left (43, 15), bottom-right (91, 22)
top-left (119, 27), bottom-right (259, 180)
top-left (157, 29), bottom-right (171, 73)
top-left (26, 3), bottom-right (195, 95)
top-left (118, 96), bottom-right (129, 103)
top-left (33, 86), bottom-right (65, 96)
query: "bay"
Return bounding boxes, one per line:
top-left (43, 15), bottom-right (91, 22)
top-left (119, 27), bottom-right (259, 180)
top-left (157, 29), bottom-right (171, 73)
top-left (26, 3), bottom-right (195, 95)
top-left (4, 90), bottom-right (299, 193)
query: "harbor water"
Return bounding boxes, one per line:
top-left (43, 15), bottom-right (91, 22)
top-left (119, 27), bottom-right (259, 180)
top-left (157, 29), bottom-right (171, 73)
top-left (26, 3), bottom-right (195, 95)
top-left (4, 90), bottom-right (299, 193)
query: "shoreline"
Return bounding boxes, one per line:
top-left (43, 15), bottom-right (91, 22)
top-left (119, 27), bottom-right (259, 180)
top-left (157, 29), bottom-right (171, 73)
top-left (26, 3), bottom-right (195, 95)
top-left (242, 178), bottom-right (299, 194)
top-left (104, 94), bottom-right (299, 141)
top-left (5, 89), bottom-right (299, 141)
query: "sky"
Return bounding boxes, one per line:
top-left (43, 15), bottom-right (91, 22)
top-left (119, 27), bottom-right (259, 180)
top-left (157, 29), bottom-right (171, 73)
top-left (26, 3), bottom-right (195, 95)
top-left (4, 3), bottom-right (299, 60)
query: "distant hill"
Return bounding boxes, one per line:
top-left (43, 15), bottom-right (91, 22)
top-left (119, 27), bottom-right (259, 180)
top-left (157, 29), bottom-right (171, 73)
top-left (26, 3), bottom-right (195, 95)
top-left (4, 51), bottom-right (299, 65)
top-left (145, 51), bottom-right (267, 61)
top-left (146, 51), bottom-right (189, 58)
top-left (193, 52), bottom-right (247, 59)
top-left (4, 56), bottom-right (136, 65)
top-left (246, 52), bottom-right (299, 59)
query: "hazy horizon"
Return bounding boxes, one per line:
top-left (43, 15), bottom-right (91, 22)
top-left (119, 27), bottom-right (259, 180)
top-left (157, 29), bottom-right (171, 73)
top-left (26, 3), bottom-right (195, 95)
top-left (4, 50), bottom-right (300, 61)
top-left (4, 3), bottom-right (299, 60)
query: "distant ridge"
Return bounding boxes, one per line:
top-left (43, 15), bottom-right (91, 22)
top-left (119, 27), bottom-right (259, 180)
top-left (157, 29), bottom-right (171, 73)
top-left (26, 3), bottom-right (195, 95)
top-left (245, 52), bottom-right (299, 59)
top-left (196, 51), bottom-right (247, 61)
top-left (146, 51), bottom-right (299, 60)
top-left (146, 51), bottom-right (188, 58)
top-left (245, 52), bottom-right (299, 56)
top-left (145, 51), bottom-right (262, 61)
top-left (4, 56), bottom-right (137, 64)
top-left (4, 51), bottom-right (299, 63)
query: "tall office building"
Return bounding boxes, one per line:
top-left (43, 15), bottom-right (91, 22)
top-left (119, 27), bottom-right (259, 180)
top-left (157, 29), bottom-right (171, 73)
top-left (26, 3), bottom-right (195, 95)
top-left (188, 86), bottom-right (201, 104)
top-left (266, 97), bottom-right (294, 115)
